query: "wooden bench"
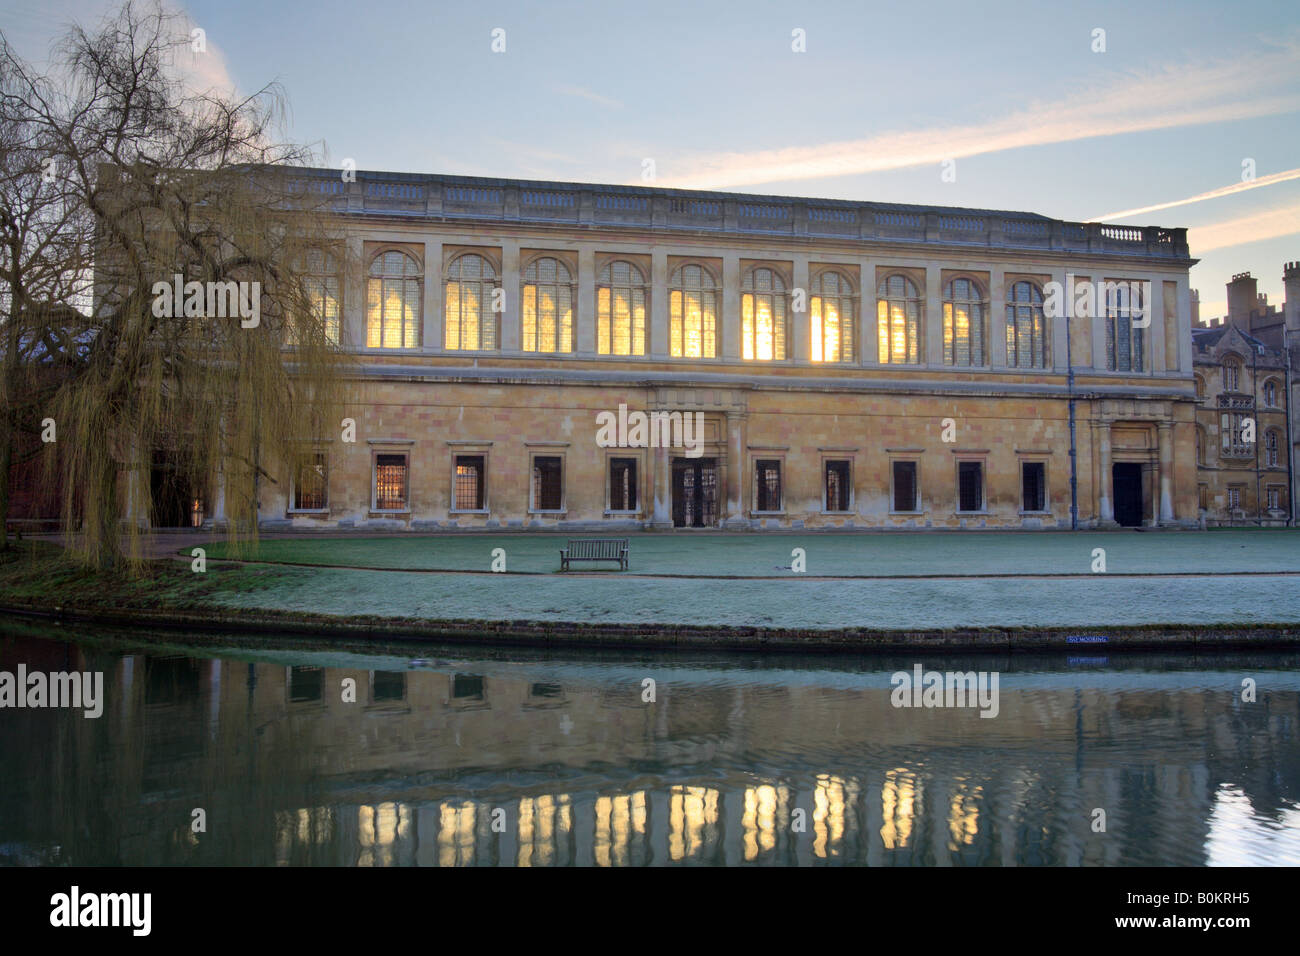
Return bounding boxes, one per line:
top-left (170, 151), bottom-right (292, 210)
top-left (560, 537), bottom-right (629, 571)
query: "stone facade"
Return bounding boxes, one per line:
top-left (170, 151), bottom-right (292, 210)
top-left (1192, 267), bottom-right (1298, 527)
top-left (197, 170), bottom-right (1201, 532)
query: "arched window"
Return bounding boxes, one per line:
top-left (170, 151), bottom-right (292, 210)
top-left (1222, 357), bottom-right (1241, 392)
top-left (1263, 379), bottom-right (1278, 407)
top-left (943, 277), bottom-right (985, 366)
top-left (876, 274), bottom-right (921, 365)
top-left (669, 264), bottom-right (717, 359)
top-left (1194, 374), bottom-right (1206, 400)
top-left (367, 250), bottom-right (421, 349)
top-left (445, 253), bottom-right (499, 351)
top-left (1266, 429), bottom-right (1281, 467)
top-left (597, 260), bottom-right (646, 356)
top-left (810, 270), bottom-right (855, 363)
top-left (1005, 281), bottom-right (1047, 368)
top-left (1105, 281), bottom-right (1145, 372)
top-left (741, 266), bottom-right (789, 361)
top-left (296, 248), bottom-right (341, 345)
top-left (521, 256), bottom-right (574, 353)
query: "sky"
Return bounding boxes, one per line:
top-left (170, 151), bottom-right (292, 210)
top-left (3, 0), bottom-right (1298, 319)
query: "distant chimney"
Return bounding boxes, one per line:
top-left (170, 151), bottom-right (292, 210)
top-left (1227, 272), bottom-right (1257, 326)
top-left (1191, 288), bottom-right (1200, 326)
top-left (1284, 261), bottom-right (1300, 334)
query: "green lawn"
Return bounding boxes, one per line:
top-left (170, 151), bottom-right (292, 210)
top-left (201, 528), bottom-right (1300, 577)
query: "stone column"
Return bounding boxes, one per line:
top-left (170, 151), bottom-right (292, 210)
top-left (422, 238), bottom-right (442, 351)
top-left (1050, 265), bottom-right (1069, 371)
top-left (576, 245), bottom-right (596, 355)
top-left (1145, 273), bottom-right (1164, 374)
top-left (725, 411), bottom-right (746, 526)
top-left (650, 250), bottom-right (669, 358)
top-left (1157, 421), bottom-right (1175, 522)
top-left (345, 235), bottom-right (365, 349)
top-left (861, 260), bottom-right (877, 365)
top-left (652, 442), bottom-right (672, 528)
top-left (501, 240), bottom-right (520, 352)
top-left (1097, 420), bottom-right (1113, 523)
top-left (791, 255), bottom-right (810, 363)
top-left (988, 266), bottom-right (1006, 368)
top-left (721, 254), bottom-right (741, 360)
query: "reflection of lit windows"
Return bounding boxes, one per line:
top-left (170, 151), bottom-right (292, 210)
top-left (274, 807), bottom-right (335, 866)
top-left (594, 792), bottom-right (648, 867)
top-left (517, 794), bottom-right (572, 867)
top-left (287, 665), bottom-right (322, 703)
top-left (366, 250), bottom-right (421, 349)
top-left (438, 800), bottom-right (477, 867)
top-left (943, 277), bottom-right (985, 367)
top-left (359, 802), bottom-right (412, 867)
top-left (669, 264), bottom-right (717, 359)
top-left (741, 266), bottom-right (788, 361)
top-left (521, 256), bottom-right (574, 353)
top-left (880, 768), bottom-right (918, 850)
top-left (453, 454), bottom-right (485, 511)
top-left (877, 274), bottom-right (921, 365)
top-left (947, 784), bottom-right (982, 852)
top-left (742, 784), bottom-right (782, 861)
top-left (373, 453), bottom-right (408, 512)
top-left (813, 774), bottom-right (849, 860)
top-left (669, 785), bottom-right (720, 862)
top-left (810, 270), bottom-right (855, 363)
top-left (597, 260), bottom-right (647, 356)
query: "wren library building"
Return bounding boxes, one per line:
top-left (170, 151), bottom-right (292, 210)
top-left (208, 169), bottom-right (1203, 533)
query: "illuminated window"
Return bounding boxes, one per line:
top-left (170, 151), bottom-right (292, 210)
top-left (522, 257), bottom-right (574, 353)
top-left (531, 455), bottom-right (563, 511)
top-left (296, 248), bottom-right (341, 345)
top-left (741, 267), bottom-right (788, 360)
top-left (755, 459), bottom-right (782, 512)
top-left (445, 253), bottom-right (499, 351)
top-left (824, 460), bottom-right (851, 511)
top-left (1104, 281), bottom-right (1145, 372)
top-left (892, 461), bottom-right (918, 512)
top-left (373, 453), bottom-right (408, 511)
top-left (669, 264), bottom-right (717, 358)
top-left (810, 270), bottom-right (855, 363)
top-left (453, 454), bottom-right (485, 510)
top-left (598, 261), bottom-right (646, 356)
top-left (366, 250), bottom-right (421, 349)
top-left (291, 450), bottom-right (328, 511)
top-left (943, 278), bottom-right (985, 367)
top-left (877, 274), bottom-right (921, 365)
top-left (957, 461), bottom-right (983, 512)
top-left (1005, 281), bottom-right (1047, 369)
top-left (609, 457), bottom-right (638, 512)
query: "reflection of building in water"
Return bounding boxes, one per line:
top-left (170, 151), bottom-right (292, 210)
top-left (3, 636), bottom-right (1299, 866)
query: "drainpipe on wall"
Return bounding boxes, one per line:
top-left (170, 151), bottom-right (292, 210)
top-left (1067, 313), bottom-right (1078, 530)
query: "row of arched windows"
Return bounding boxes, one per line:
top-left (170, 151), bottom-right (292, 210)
top-left (297, 250), bottom-right (1150, 371)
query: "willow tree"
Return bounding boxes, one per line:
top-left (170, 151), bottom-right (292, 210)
top-left (0, 0), bottom-right (352, 570)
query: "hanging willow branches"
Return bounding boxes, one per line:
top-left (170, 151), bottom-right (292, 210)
top-left (0, 0), bottom-right (354, 569)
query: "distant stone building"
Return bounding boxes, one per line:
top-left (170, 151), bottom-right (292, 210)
top-left (1192, 266), bottom-right (1297, 526)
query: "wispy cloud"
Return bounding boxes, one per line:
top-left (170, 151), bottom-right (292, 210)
top-left (652, 44), bottom-right (1300, 190)
top-left (553, 84), bottom-right (623, 109)
top-left (1089, 168), bottom-right (1300, 222)
top-left (1187, 200), bottom-right (1300, 254)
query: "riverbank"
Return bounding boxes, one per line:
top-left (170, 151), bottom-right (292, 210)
top-left (2, 539), bottom-right (1299, 653)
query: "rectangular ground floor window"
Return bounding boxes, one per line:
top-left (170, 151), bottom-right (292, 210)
top-left (1267, 486), bottom-right (1282, 510)
top-left (609, 457), bottom-right (638, 512)
top-left (373, 453), bottom-right (409, 511)
top-left (1227, 486), bottom-right (1242, 510)
top-left (1021, 461), bottom-right (1045, 512)
top-left (957, 461), bottom-right (983, 512)
top-left (824, 459), bottom-right (851, 511)
top-left (532, 455), bottom-right (564, 511)
top-left (755, 459), bottom-right (782, 512)
top-left (892, 460), bottom-right (918, 512)
top-left (292, 450), bottom-right (329, 511)
top-left (454, 455), bottom-right (486, 511)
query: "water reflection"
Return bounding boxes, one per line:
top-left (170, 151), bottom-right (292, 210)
top-left (1, 622), bottom-right (1298, 866)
